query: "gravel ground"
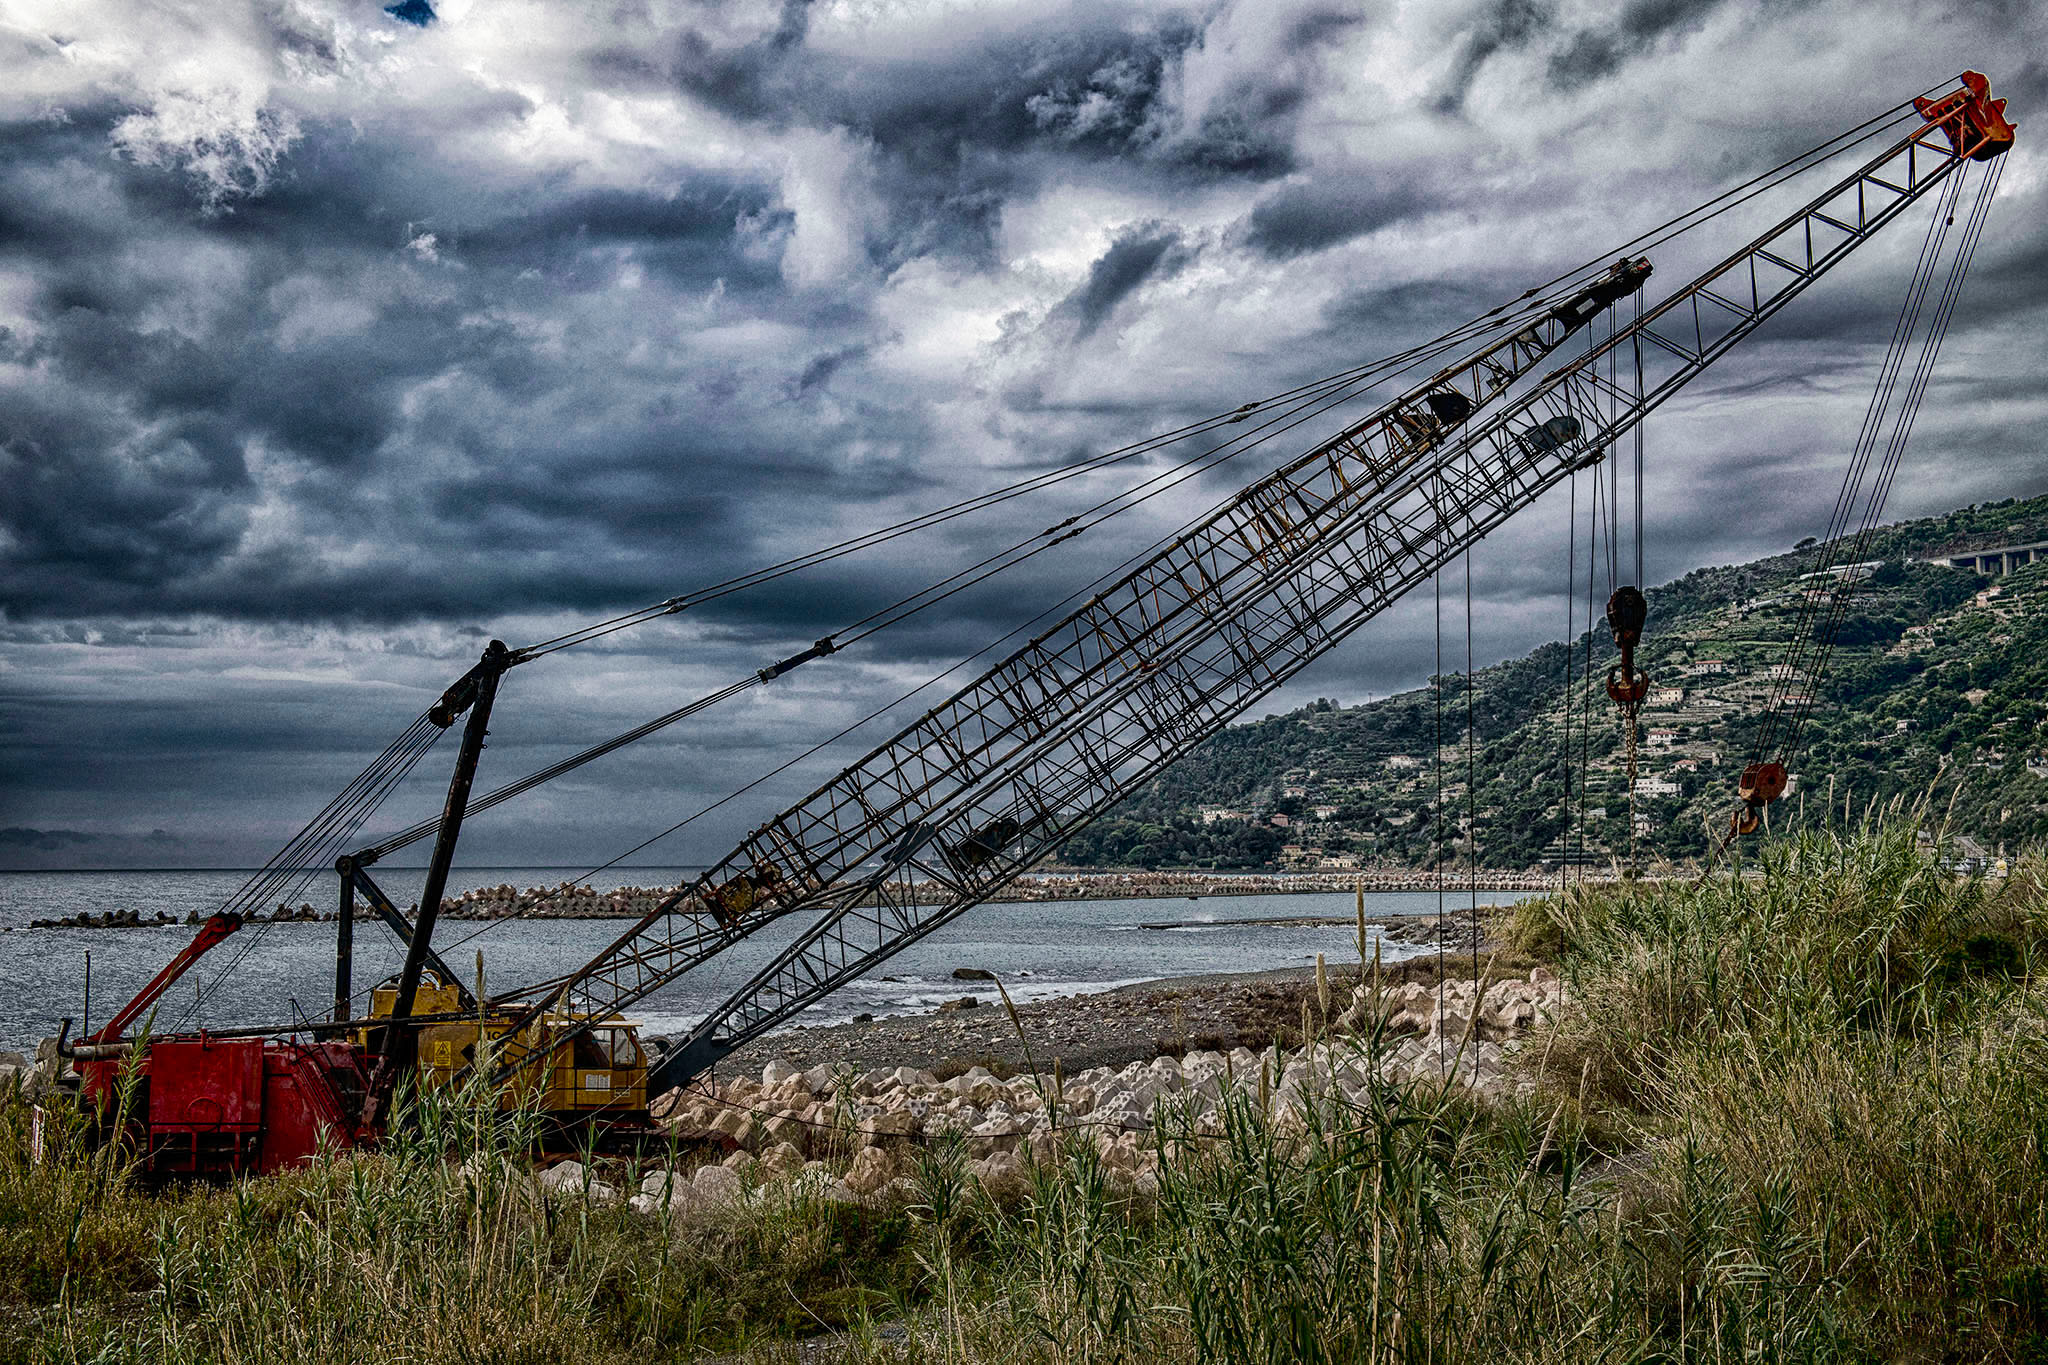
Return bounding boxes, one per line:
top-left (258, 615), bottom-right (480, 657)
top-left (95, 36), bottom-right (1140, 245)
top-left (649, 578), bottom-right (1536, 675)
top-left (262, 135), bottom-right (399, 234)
top-left (716, 914), bottom-right (1500, 1081)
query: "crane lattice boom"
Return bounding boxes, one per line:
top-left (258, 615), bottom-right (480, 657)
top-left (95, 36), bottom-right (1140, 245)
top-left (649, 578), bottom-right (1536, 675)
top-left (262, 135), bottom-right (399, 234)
top-left (479, 79), bottom-right (2011, 1092)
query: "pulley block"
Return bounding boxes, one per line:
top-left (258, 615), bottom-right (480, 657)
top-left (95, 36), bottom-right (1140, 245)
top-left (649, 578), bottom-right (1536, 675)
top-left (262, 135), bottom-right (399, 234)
top-left (1737, 761), bottom-right (1788, 806)
top-left (1605, 586), bottom-right (1647, 650)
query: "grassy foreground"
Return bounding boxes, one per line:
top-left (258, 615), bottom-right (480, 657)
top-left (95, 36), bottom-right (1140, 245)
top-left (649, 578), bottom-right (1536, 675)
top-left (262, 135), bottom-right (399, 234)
top-left (5, 818), bottom-right (2048, 1363)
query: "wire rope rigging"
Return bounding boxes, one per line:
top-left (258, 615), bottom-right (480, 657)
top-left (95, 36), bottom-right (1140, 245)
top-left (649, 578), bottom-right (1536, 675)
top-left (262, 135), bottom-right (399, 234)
top-left (1720, 120), bottom-right (2005, 848)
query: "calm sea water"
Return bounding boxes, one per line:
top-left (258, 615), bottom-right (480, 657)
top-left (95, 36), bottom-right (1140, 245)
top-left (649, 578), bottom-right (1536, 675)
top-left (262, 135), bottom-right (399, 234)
top-left (0, 868), bottom-right (1531, 1055)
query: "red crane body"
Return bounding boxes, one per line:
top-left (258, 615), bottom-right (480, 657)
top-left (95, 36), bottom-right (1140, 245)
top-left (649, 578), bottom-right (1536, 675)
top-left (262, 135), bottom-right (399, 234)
top-left (70, 912), bottom-right (373, 1176)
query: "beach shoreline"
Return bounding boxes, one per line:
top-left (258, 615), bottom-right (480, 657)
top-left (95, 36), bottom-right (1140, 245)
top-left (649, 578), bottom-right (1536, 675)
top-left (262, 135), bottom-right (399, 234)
top-left (713, 912), bottom-right (1498, 1079)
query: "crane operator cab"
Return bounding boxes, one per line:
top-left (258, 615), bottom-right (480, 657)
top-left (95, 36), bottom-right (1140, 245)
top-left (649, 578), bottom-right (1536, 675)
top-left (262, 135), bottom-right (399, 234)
top-left (360, 972), bottom-right (650, 1121)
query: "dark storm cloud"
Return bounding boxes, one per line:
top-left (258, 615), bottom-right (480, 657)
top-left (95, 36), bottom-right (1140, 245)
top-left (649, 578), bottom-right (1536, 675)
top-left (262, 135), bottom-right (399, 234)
top-left (1240, 181), bottom-right (1433, 258)
top-left (461, 184), bottom-right (775, 274)
top-left (1320, 276), bottom-right (1517, 339)
top-left (0, 4), bottom-right (1319, 637)
top-left (1548, 0), bottom-right (1734, 91)
top-left (2, 0), bottom-right (2045, 867)
top-left (789, 343), bottom-right (869, 398)
top-left (1436, 0), bottom-right (1554, 115)
top-left (1061, 222), bottom-right (1187, 336)
top-left (640, 5), bottom-right (1297, 269)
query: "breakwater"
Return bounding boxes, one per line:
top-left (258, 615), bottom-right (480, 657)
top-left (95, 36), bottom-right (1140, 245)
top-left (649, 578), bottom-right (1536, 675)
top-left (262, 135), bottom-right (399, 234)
top-left (421, 867), bottom-right (1566, 918)
top-left (24, 867), bottom-right (1572, 930)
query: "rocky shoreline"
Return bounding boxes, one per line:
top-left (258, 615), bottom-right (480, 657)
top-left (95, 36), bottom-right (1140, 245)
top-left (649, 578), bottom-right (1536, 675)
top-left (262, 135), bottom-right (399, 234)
top-left (20, 869), bottom-right (1569, 931)
top-left (570, 949), bottom-right (1561, 1215)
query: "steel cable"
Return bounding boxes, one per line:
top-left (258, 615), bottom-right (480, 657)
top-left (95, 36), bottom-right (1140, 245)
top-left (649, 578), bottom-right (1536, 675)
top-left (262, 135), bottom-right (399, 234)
top-left (1747, 160), bottom-right (1977, 765)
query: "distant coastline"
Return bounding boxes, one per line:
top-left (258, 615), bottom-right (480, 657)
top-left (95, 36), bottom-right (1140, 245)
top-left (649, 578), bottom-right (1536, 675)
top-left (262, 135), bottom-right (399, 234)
top-left (21, 866), bottom-right (1565, 930)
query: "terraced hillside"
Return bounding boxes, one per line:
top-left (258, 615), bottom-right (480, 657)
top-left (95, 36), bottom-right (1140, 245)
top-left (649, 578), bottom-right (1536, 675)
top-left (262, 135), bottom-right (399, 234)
top-left (1057, 495), bottom-right (2048, 871)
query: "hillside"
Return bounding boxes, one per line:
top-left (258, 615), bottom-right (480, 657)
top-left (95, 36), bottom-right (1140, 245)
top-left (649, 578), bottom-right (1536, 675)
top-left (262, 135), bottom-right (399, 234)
top-left (1057, 494), bottom-right (2048, 871)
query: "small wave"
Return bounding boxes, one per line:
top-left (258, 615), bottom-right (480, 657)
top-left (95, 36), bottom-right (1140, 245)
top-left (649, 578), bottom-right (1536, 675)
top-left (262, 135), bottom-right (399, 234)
top-left (771, 975), bottom-right (1157, 1032)
top-left (620, 1010), bottom-right (707, 1036)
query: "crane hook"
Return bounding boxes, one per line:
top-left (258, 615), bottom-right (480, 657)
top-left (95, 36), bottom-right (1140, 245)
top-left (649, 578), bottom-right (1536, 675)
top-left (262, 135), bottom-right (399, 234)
top-left (1724, 760), bottom-right (1788, 841)
top-left (1603, 586), bottom-right (1649, 720)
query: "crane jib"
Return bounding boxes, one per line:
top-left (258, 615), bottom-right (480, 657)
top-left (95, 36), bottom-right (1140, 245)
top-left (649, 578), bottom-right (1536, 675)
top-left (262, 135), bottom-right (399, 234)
top-left (478, 74), bottom-right (2011, 1095)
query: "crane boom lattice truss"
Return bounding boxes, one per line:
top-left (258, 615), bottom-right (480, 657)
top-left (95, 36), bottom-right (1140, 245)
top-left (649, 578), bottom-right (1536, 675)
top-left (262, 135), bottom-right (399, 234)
top-left (488, 88), bottom-right (2006, 1091)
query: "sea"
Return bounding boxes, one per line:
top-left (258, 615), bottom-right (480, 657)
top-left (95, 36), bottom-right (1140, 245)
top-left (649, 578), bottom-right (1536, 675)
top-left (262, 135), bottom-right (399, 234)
top-left (0, 868), bottom-right (1533, 1055)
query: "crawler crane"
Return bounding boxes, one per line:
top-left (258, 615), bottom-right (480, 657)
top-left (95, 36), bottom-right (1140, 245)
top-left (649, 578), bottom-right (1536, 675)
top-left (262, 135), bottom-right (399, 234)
top-left (49, 73), bottom-right (2013, 1175)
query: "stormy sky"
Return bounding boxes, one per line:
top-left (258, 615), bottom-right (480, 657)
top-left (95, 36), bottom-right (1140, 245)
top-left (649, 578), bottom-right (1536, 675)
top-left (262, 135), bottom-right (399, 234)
top-left (3, 0), bottom-right (2044, 870)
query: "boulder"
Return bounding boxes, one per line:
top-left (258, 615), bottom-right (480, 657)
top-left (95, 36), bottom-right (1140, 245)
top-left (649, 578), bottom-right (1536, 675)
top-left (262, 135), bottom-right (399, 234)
top-left (758, 1141), bottom-right (805, 1178)
top-left (640, 1168), bottom-right (686, 1198)
top-left (782, 1166), bottom-right (837, 1202)
top-left (842, 1144), bottom-right (896, 1196)
top-left (1480, 998), bottom-right (1536, 1038)
top-left (763, 1114), bottom-right (809, 1153)
top-left (537, 1162), bottom-right (617, 1204)
top-left (938, 996), bottom-right (979, 1012)
top-left (802, 1063), bottom-right (838, 1095)
top-left (972, 1149), bottom-right (1026, 1193)
top-left (1432, 1005), bottom-right (1474, 1043)
top-left (692, 1164), bottom-right (743, 1205)
top-left (761, 1058), bottom-right (802, 1089)
top-left (539, 1160), bottom-right (589, 1193)
top-left (951, 967), bottom-right (997, 981)
top-left (970, 1118), bottom-right (1022, 1154)
top-left (860, 1109), bottom-right (919, 1146)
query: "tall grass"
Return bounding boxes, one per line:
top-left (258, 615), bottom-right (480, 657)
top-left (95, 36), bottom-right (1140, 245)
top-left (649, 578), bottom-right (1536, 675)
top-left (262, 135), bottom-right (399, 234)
top-left (0, 1069), bottom-right (924, 1364)
top-left (916, 820), bottom-right (2048, 1363)
top-left (7, 819), bottom-right (2045, 1362)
